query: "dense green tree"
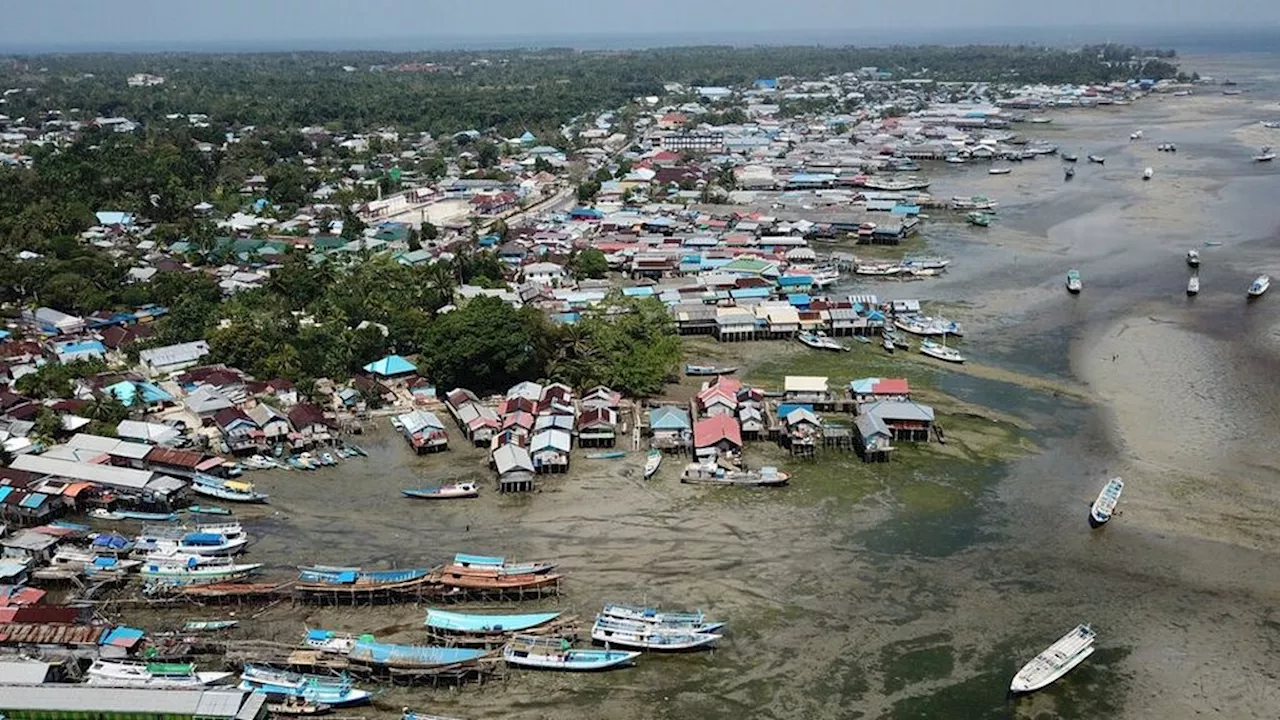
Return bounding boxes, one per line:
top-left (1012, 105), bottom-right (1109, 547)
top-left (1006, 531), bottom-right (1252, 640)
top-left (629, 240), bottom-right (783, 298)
top-left (419, 296), bottom-right (547, 394)
top-left (546, 296), bottom-right (680, 397)
top-left (420, 222), bottom-right (439, 241)
top-left (577, 179), bottom-right (601, 203)
top-left (570, 248), bottom-right (609, 279)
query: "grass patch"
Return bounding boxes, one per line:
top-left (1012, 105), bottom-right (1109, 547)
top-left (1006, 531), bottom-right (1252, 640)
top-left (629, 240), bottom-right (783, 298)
top-left (879, 633), bottom-right (956, 695)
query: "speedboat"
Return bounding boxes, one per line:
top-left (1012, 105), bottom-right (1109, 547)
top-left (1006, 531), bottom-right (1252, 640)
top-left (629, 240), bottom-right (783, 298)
top-left (1090, 477), bottom-right (1124, 527)
top-left (919, 338), bottom-right (964, 363)
top-left (1186, 249), bottom-right (1200, 267)
top-left (1248, 275), bottom-right (1270, 298)
top-left (1143, 167), bottom-right (1153, 180)
top-left (988, 167), bottom-right (1012, 175)
top-left (1066, 269), bottom-right (1082, 294)
top-left (1253, 146), bottom-right (1276, 162)
top-left (1010, 625), bottom-right (1096, 693)
top-left (1187, 276), bottom-right (1200, 296)
top-left (1087, 154), bottom-right (1105, 164)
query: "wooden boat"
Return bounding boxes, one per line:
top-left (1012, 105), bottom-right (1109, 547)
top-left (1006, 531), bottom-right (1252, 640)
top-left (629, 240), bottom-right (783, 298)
top-left (135, 529), bottom-right (248, 556)
top-left (586, 451), bottom-right (626, 459)
top-left (684, 364), bottom-right (737, 376)
top-left (297, 567), bottom-right (433, 589)
top-left (643, 449), bottom-right (662, 479)
top-left (88, 659), bottom-right (232, 688)
top-left (590, 615), bottom-right (720, 651)
top-left (1187, 276), bottom-right (1200, 296)
top-left (1010, 625), bottom-right (1096, 693)
top-left (600, 604), bottom-right (726, 633)
top-left (304, 628), bottom-right (359, 654)
top-left (680, 462), bottom-right (789, 487)
top-left (266, 699), bottom-right (331, 716)
top-left (239, 665), bottom-right (371, 707)
top-left (347, 637), bottom-right (489, 669)
top-left (141, 558), bottom-right (262, 585)
top-left (450, 553), bottom-right (556, 575)
top-left (51, 546), bottom-right (141, 573)
top-left (185, 505), bottom-right (232, 516)
top-left (426, 609), bottom-right (563, 636)
top-left (1066, 269), bottom-right (1082, 294)
top-left (181, 619), bottom-right (238, 632)
top-left (950, 195), bottom-right (998, 211)
top-left (402, 710), bottom-right (466, 720)
top-left (1089, 477), bottom-right (1124, 527)
top-left (1061, 153), bottom-right (1078, 162)
top-left (919, 338), bottom-right (965, 364)
top-left (192, 476), bottom-right (268, 503)
top-left (504, 634), bottom-right (639, 671)
top-left (401, 482), bottom-right (479, 500)
top-left (436, 568), bottom-right (563, 591)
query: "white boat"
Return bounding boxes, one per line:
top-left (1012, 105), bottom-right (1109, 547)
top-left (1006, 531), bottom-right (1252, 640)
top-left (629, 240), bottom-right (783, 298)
top-left (1066, 269), bottom-right (1082, 294)
top-left (1252, 146), bottom-right (1275, 162)
top-left (894, 316), bottom-right (964, 337)
top-left (401, 482), bottom-right (480, 500)
top-left (854, 262), bottom-right (903, 276)
top-left (141, 556), bottom-right (262, 584)
top-left (862, 176), bottom-right (931, 191)
top-left (192, 476), bottom-right (268, 503)
top-left (1028, 116), bottom-right (1052, 124)
top-left (883, 337), bottom-right (895, 353)
top-left (135, 528), bottom-right (247, 556)
top-left (1090, 477), bottom-right (1124, 527)
top-left (1248, 275), bottom-right (1270, 297)
top-left (643, 449), bottom-right (662, 479)
top-left (503, 634), bottom-right (639, 671)
top-left (1187, 276), bottom-right (1200, 296)
top-left (1087, 154), bottom-right (1105, 164)
top-left (1130, 130), bottom-right (1143, 140)
top-left (51, 547), bottom-right (141, 573)
top-left (902, 256), bottom-right (951, 270)
top-left (1143, 167), bottom-right (1153, 180)
top-left (590, 615), bottom-right (721, 651)
top-left (945, 155), bottom-right (967, 164)
top-left (1186, 249), bottom-right (1200, 267)
top-left (88, 660), bottom-right (232, 688)
top-left (920, 338), bottom-right (965, 364)
top-left (304, 628), bottom-right (359, 655)
top-left (1010, 625), bottom-right (1096, 693)
top-left (797, 331), bottom-right (848, 352)
top-left (680, 462), bottom-right (789, 487)
top-left (988, 167), bottom-right (1012, 175)
top-left (600, 604), bottom-right (726, 633)
top-left (950, 195), bottom-right (998, 211)
top-left (239, 665), bottom-right (372, 707)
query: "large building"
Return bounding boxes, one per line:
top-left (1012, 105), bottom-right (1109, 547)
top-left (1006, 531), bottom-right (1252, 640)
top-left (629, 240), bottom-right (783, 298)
top-left (659, 132), bottom-right (726, 154)
top-left (0, 686), bottom-right (267, 720)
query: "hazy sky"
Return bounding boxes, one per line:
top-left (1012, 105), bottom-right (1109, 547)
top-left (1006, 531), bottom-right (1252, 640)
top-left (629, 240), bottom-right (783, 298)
top-left (5, 0), bottom-right (1276, 50)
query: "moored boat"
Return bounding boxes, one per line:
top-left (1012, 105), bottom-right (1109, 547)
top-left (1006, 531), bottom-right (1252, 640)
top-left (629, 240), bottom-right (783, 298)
top-left (1187, 276), bottom-right (1200, 296)
top-left (1066, 269), bottom-right (1082, 294)
top-left (185, 505), bottom-right (232, 516)
top-left (135, 528), bottom-right (247, 557)
top-left (504, 634), bottom-right (639, 671)
top-left (590, 615), bottom-right (721, 651)
top-left (644, 449), bottom-right (662, 479)
top-left (1089, 477), bottom-right (1124, 527)
top-left (426, 609), bottom-right (563, 636)
top-left (450, 553), bottom-right (555, 575)
top-left (239, 665), bottom-right (371, 707)
top-left (919, 338), bottom-right (965, 364)
top-left (87, 659), bottom-right (232, 688)
top-left (266, 699), bottom-right (331, 716)
top-left (988, 167), bottom-right (1012, 175)
top-left (1248, 274), bottom-right (1270, 297)
top-left (1010, 625), bottom-right (1096, 693)
top-left (401, 482), bottom-right (479, 500)
top-left (966, 211), bottom-right (992, 227)
top-left (1087, 154), bottom-right (1105, 164)
top-left (586, 451), bottom-right (626, 459)
top-left (1143, 167), bottom-right (1154, 180)
top-left (600, 604), bottom-right (725, 633)
top-left (882, 336), bottom-right (895, 353)
top-left (684, 364), bottom-right (738, 376)
top-left (304, 628), bottom-right (359, 654)
top-left (1061, 153), bottom-right (1078, 162)
top-left (192, 475), bottom-right (268, 503)
top-left (347, 637), bottom-right (489, 670)
top-left (140, 557), bottom-right (262, 585)
top-left (951, 195), bottom-right (998, 211)
top-left (1064, 166), bottom-right (1075, 180)
top-left (797, 330), bottom-right (848, 352)
top-left (1186, 249), bottom-right (1200, 267)
top-left (680, 462), bottom-right (789, 487)
top-left (1253, 146), bottom-right (1276, 162)
top-left (181, 619), bottom-right (239, 632)
top-left (297, 566), bottom-right (433, 589)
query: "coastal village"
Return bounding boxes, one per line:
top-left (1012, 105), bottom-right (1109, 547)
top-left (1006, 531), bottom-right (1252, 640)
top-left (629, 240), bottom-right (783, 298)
top-left (0, 54), bottom-right (1252, 720)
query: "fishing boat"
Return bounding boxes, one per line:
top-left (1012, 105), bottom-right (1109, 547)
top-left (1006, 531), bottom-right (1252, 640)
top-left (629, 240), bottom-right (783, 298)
top-left (854, 261), bottom-right (903, 276)
top-left (185, 505), bottom-right (232, 517)
top-left (243, 455), bottom-right (278, 470)
top-left (347, 444), bottom-right (368, 457)
top-left (1248, 274), bottom-right (1271, 297)
top-left (87, 660), bottom-right (232, 688)
top-left (266, 699), bottom-right (331, 716)
top-left (304, 628), bottom-right (360, 654)
top-left (1187, 276), bottom-right (1200, 296)
top-left (590, 615), bottom-right (721, 651)
top-left (192, 476), bottom-right (268, 503)
top-left (51, 546), bottom-right (142, 573)
top-left (882, 336), bottom-right (895, 352)
top-left (966, 211), bottom-right (992, 227)
top-left (862, 176), bottom-right (931, 192)
top-left (436, 568), bottom-right (563, 592)
top-left (644, 449), bottom-right (662, 479)
top-left (600, 604), bottom-right (726, 633)
top-left (181, 619), bottom-right (238, 632)
top-left (988, 167), bottom-right (1012, 175)
top-left (1186, 249), bottom-right (1200, 267)
top-left (347, 637), bottom-right (489, 670)
top-left (951, 195), bottom-right (998, 211)
top-left (1130, 130), bottom-right (1143, 140)
top-left (852, 334), bottom-right (871, 344)
top-left (427, 609), bottom-right (563, 636)
top-left (797, 331), bottom-right (848, 352)
top-left (135, 529), bottom-right (247, 556)
top-left (297, 566), bottom-right (433, 589)
top-left (140, 557), bottom-right (262, 585)
top-left (319, 453), bottom-right (337, 467)
top-left (1029, 116), bottom-right (1053, 124)
top-left (504, 634), bottom-right (639, 671)
top-left (1089, 477), bottom-right (1124, 527)
top-left (450, 553), bottom-right (556, 576)
top-left (902, 256), bottom-right (951, 270)
top-left (894, 316), bottom-right (964, 337)
top-left (1010, 625), bottom-right (1096, 693)
top-left (945, 155), bottom-right (967, 164)
top-left (684, 364), bottom-right (738, 376)
top-left (1087, 154), bottom-right (1105, 164)
top-left (1064, 166), bottom-right (1075, 180)
top-left (1061, 153), bottom-right (1078, 162)
top-left (401, 482), bottom-right (479, 500)
top-left (89, 508), bottom-right (177, 522)
top-left (586, 451), bottom-right (626, 459)
top-left (680, 462), bottom-right (789, 487)
top-left (1252, 146), bottom-right (1276, 162)
top-left (239, 665), bottom-right (371, 707)
top-left (1066, 269), bottom-right (1082, 294)
top-left (920, 338), bottom-right (965, 364)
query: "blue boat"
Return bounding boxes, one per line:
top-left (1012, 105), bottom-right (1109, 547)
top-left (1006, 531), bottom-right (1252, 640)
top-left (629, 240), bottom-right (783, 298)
top-left (239, 665), bottom-right (370, 707)
top-left (451, 553), bottom-right (555, 575)
top-left (185, 505), bottom-right (232, 516)
top-left (297, 567), bottom-right (432, 587)
top-left (348, 637), bottom-right (488, 669)
top-left (503, 634), bottom-right (638, 671)
top-left (585, 451), bottom-right (626, 460)
top-left (192, 475), bottom-right (269, 504)
top-left (425, 609), bottom-right (562, 635)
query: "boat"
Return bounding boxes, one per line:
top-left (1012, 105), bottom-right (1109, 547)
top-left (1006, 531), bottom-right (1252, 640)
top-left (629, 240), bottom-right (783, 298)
top-left (297, 566), bottom-right (434, 589)
top-left (1143, 167), bottom-right (1153, 180)
top-left (1010, 625), bottom-right (1096, 693)
top-left (1130, 130), bottom-right (1143, 140)
top-left (1087, 154), bottom-right (1105, 164)
top-left (644, 449), bottom-right (662, 479)
top-left (680, 462), bottom-right (789, 487)
top-left (920, 338), bottom-right (965, 364)
top-left (966, 211), bottom-right (992, 227)
top-left (988, 167), bottom-right (1012, 175)
top-left (449, 553), bottom-right (556, 575)
top-left (797, 331), bottom-right (848, 352)
top-left (426, 609), bottom-right (563, 636)
top-left (87, 660), bottom-right (232, 688)
top-left (586, 451), bottom-right (627, 460)
top-left (90, 508), bottom-right (178, 522)
top-left (894, 316), bottom-right (964, 337)
top-left (882, 336), bottom-right (895, 352)
top-left (862, 176), bottom-right (931, 191)
top-left (435, 568), bottom-right (563, 592)
top-left (684, 364), bottom-right (738, 376)
top-left (600, 604), bottom-right (726, 633)
top-left (1186, 249), bottom-right (1200, 267)
top-left (1248, 275), bottom-right (1271, 297)
top-left (504, 634), bottom-right (639, 671)
top-left (239, 665), bottom-right (371, 707)
top-left (951, 195), bottom-right (998, 211)
top-left (140, 557), bottom-right (262, 585)
top-left (319, 453), bottom-right (337, 467)
top-left (1066, 269), bottom-right (1082, 294)
top-left (135, 529), bottom-right (247, 556)
top-left (1064, 166), bottom-right (1075, 180)
top-left (590, 615), bottom-right (721, 651)
top-left (852, 334), bottom-right (871, 344)
top-left (243, 455), bottom-right (278, 470)
top-left (1252, 146), bottom-right (1276, 162)
top-left (1061, 153), bottom-right (1078, 162)
top-left (51, 546), bottom-right (142, 573)
top-left (402, 710), bottom-right (466, 720)
top-left (347, 637), bottom-right (489, 670)
top-left (945, 155), bottom-right (967, 164)
top-left (192, 476), bottom-right (268, 503)
top-left (266, 699), bottom-right (331, 716)
top-left (902, 256), bottom-right (950, 270)
top-left (401, 482), bottom-right (479, 500)
top-left (1187, 276), bottom-right (1200, 296)
top-left (304, 628), bottom-right (359, 654)
top-left (1028, 116), bottom-right (1052, 124)
top-left (185, 504), bottom-right (233, 516)
top-left (854, 261), bottom-right (903, 277)
top-left (1089, 477), bottom-right (1124, 527)
top-left (182, 619), bottom-right (239, 632)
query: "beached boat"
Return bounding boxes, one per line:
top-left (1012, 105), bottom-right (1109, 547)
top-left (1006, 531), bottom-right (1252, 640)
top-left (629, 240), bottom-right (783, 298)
top-left (797, 331), bottom-right (848, 352)
top-left (304, 628), bottom-right (359, 654)
top-left (135, 528), bottom-right (247, 556)
top-left (401, 710), bottom-right (466, 720)
top-left (644, 449), bottom-right (662, 479)
top-left (684, 364), bottom-right (738, 376)
top-left (1248, 274), bottom-right (1270, 297)
top-left (243, 455), bottom-right (278, 470)
top-left (586, 451), bottom-right (626, 459)
top-left (185, 505), bottom-right (232, 516)
top-left (951, 195), bottom-right (998, 211)
top-left (504, 634), bottom-right (639, 671)
top-left (1252, 146), bottom-right (1275, 162)
top-left (902, 255), bottom-right (950, 270)
top-left (181, 619), bottom-right (238, 632)
top-left (239, 665), bottom-right (371, 707)
top-left (852, 334), bottom-right (871, 344)
top-left (600, 604), bottom-right (726, 633)
top-left (894, 316), bottom-right (964, 337)
top-left (1130, 130), bottom-right (1143, 140)
top-left (320, 453), bottom-right (337, 466)
top-left (141, 557), bottom-right (262, 585)
top-left (401, 482), bottom-right (479, 500)
top-left (590, 615), bottom-right (721, 651)
top-left (1066, 269), bottom-right (1082, 294)
top-left (266, 699), bottom-right (331, 716)
top-left (347, 637), bottom-right (489, 669)
top-left (920, 338), bottom-right (965, 364)
top-left (1064, 166), bottom-right (1075, 180)
top-left (1186, 249), bottom-right (1200, 267)
top-left (883, 336), bottom-right (895, 353)
top-left (1089, 477), bottom-right (1124, 527)
top-left (1187, 276), bottom-right (1200, 296)
top-left (862, 176), bottom-right (931, 191)
top-left (680, 462), bottom-right (789, 487)
top-left (1087, 154), bottom-right (1105, 164)
top-left (192, 476), bottom-right (268, 503)
top-left (436, 568), bottom-right (563, 591)
top-left (90, 508), bottom-right (177, 522)
top-left (854, 261), bottom-right (903, 277)
top-left (945, 155), bottom-right (967, 164)
top-left (426, 609), bottom-right (563, 636)
top-left (88, 660), bottom-right (232, 688)
top-left (1061, 153), bottom-right (1078, 162)
top-left (297, 566), bottom-right (433, 588)
top-left (450, 553), bottom-right (556, 576)
top-left (966, 211), bottom-right (992, 227)
top-left (1010, 625), bottom-right (1096, 693)
top-left (988, 167), bottom-right (1012, 175)
top-left (51, 546), bottom-right (141, 573)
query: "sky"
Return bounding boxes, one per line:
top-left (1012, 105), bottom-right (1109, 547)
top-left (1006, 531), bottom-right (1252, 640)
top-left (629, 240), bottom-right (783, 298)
top-left (3, 0), bottom-right (1277, 52)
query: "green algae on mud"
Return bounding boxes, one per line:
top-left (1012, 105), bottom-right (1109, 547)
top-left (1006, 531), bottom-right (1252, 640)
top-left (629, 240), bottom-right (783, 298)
top-left (877, 632), bottom-right (956, 695)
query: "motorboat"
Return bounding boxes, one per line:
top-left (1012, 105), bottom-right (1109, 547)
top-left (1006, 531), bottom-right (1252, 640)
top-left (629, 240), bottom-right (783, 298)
top-left (1187, 276), bottom-right (1200, 296)
top-left (1010, 625), bottom-right (1096, 693)
top-left (1089, 477), bottom-right (1124, 527)
top-left (590, 615), bottom-right (721, 651)
top-left (797, 331), bottom-right (848, 352)
top-left (401, 482), bottom-right (480, 500)
top-left (1066, 269), bottom-right (1082, 294)
top-left (1186, 249), bottom-right (1200, 267)
top-left (503, 635), bottom-right (639, 671)
top-left (1248, 275), bottom-right (1270, 297)
top-left (1061, 153), bottom-right (1078, 162)
top-left (1143, 167), bottom-right (1154, 180)
top-left (919, 338), bottom-right (964, 364)
top-left (988, 167), bottom-right (1012, 175)
top-left (680, 463), bottom-right (790, 487)
top-left (1087, 154), bottom-right (1105, 164)
top-left (88, 660), bottom-right (232, 688)
top-left (1253, 146), bottom-right (1276, 162)
top-left (643, 449), bottom-right (662, 479)
top-left (600, 604), bottom-right (726, 633)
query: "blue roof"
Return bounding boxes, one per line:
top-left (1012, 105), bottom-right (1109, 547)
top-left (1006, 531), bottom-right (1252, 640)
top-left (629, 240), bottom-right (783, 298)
top-left (18, 493), bottom-right (47, 509)
top-left (95, 211), bottom-right (134, 226)
top-left (650, 406), bottom-right (692, 431)
top-left (778, 276), bottom-right (812, 287)
top-left (777, 403), bottom-right (814, 420)
top-left (100, 627), bottom-right (145, 646)
top-left (106, 380), bottom-right (173, 407)
top-left (849, 378), bottom-right (882, 393)
top-left (363, 354), bottom-right (417, 377)
top-left (787, 293), bottom-right (812, 307)
top-left (56, 340), bottom-right (106, 355)
top-left (569, 207), bottom-right (603, 219)
top-left (0, 330), bottom-right (9, 340)
top-left (728, 287), bottom-right (771, 300)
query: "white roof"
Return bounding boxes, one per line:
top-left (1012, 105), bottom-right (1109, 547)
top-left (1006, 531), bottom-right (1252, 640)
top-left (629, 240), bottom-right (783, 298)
top-left (397, 409), bottom-right (445, 434)
top-left (116, 420), bottom-right (180, 445)
top-left (784, 376), bottom-right (829, 393)
top-left (138, 340), bottom-right (210, 369)
top-left (530, 429), bottom-right (572, 452)
top-left (492, 443), bottom-right (534, 474)
top-left (186, 385), bottom-right (234, 414)
top-left (0, 686), bottom-right (251, 717)
top-left (0, 660), bottom-right (51, 684)
top-left (65, 433), bottom-right (152, 459)
top-left (9, 453), bottom-right (155, 489)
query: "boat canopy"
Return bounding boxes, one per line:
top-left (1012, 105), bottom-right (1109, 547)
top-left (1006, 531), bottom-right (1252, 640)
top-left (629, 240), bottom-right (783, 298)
top-left (425, 609), bottom-right (561, 632)
top-left (453, 553), bottom-right (504, 566)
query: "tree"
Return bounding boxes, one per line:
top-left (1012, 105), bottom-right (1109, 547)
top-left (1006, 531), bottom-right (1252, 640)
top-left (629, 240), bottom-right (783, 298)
top-left (533, 156), bottom-right (554, 174)
top-left (546, 296), bottom-right (680, 397)
top-left (577, 179), bottom-right (601, 203)
top-left (420, 221), bottom-right (439, 241)
top-left (570, 249), bottom-right (609, 279)
top-left (475, 140), bottom-right (500, 169)
top-left (491, 219), bottom-right (510, 241)
top-left (418, 296), bottom-right (548, 394)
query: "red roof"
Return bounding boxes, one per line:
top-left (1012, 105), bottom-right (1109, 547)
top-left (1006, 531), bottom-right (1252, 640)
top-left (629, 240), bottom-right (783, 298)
top-left (873, 378), bottom-right (910, 395)
top-left (693, 416), bottom-right (742, 448)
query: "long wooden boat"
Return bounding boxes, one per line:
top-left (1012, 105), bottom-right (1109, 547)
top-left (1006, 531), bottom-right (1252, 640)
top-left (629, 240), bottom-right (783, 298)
top-left (684, 364), bottom-right (738, 376)
top-left (450, 553), bottom-right (556, 575)
top-left (590, 615), bottom-right (720, 651)
top-left (184, 505), bottom-right (232, 516)
top-left (193, 475), bottom-right (269, 504)
top-left (297, 567), bottom-right (434, 590)
top-left (585, 451), bottom-right (626, 460)
top-left (181, 620), bottom-right (239, 632)
top-left (425, 609), bottom-right (562, 636)
top-left (600, 604), bottom-right (726, 633)
top-left (266, 699), bottom-right (331, 716)
top-left (503, 634), bottom-right (638, 671)
top-left (680, 463), bottom-right (789, 487)
top-left (347, 637), bottom-right (488, 669)
top-left (305, 628), bottom-right (359, 654)
top-left (87, 659), bottom-right (232, 688)
top-left (239, 665), bottom-right (370, 707)
top-left (401, 482), bottom-right (479, 500)
top-left (435, 568), bottom-right (563, 591)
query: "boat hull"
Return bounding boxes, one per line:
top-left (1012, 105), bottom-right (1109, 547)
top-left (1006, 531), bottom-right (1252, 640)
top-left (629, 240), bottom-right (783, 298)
top-left (402, 488), bottom-right (479, 499)
top-left (1011, 645), bottom-right (1095, 693)
top-left (504, 647), bottom-right (639, 671)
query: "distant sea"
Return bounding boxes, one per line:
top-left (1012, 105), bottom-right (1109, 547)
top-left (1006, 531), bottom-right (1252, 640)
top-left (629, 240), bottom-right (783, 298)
top-left (2, 25), bottom-right (1280, 55)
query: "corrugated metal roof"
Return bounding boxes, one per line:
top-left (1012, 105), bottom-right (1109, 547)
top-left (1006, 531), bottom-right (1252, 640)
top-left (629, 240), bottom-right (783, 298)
top-left (0, 686), bottom-right (249, 715)
top-left (9, 454), bottom-right (153, 490)
top-left (0, 660), bottom-right (51, 684)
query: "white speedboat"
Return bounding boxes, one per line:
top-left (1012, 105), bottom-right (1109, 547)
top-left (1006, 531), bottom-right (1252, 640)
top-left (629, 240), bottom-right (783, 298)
top-left (1143, 167), bottom-right (1153, 180)
top-left (88, 660), bottom-right (232, 688)
top-left (1066, 269), bottom-right (1082, 294)
top-left (1186, 249), bottom-right (1200, 267)
top-left (919, 338), bottom-right (964, 363)
top-left (1010, 625), bottom-right (1096, 693)
top-left (1253, 146), bottom-right (1275, 162)
top-left (643, 449), bottom-right (662, 479)
top-left (797, 331), bottom-right (848, 352)
top-left (1187, 276), bottom-right (1200, 296)
top-left (590, 615), bottom-right (721, 651)
top-left (1090, 477), bottom-right (1124, 527)
top-left (988, 167), bottom-right (1012, 175)
top-left (1248, 275), bottom-right (1270, 297)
